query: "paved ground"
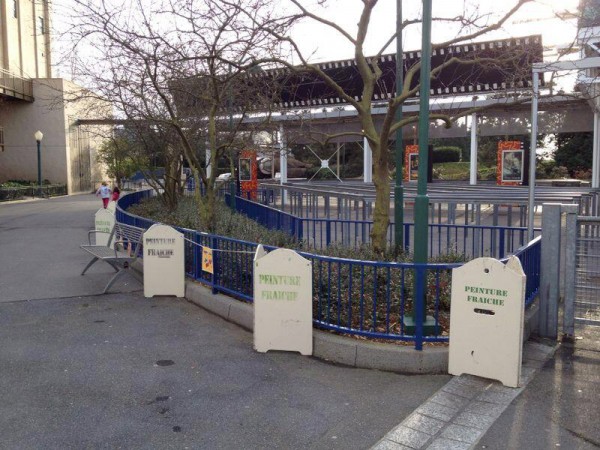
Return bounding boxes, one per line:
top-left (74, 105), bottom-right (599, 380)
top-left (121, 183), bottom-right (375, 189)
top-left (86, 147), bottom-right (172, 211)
top-left (0, 195), bottom-right (449, 449)
top-left (477, 329), bottom-right (600, 450)
top-left (2, 193), bottom-right (599, 450)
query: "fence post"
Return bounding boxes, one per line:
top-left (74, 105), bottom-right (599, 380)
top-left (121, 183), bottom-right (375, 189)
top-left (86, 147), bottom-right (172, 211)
top-left (498, 228), bottom-right (506, 259)
top-left (562, 205), bottom-right (578, 340)
top-left (326, 220), bottom-right (332, 247)
top-left (414, 265), bottom-right (425, 351)
top-left (211, 236), bottom-right (218, 295)
top-left (539, 203), bottom-right (561, 339)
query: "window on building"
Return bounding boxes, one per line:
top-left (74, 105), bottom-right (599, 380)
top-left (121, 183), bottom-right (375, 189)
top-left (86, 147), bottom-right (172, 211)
top-left (39, 16), bottom-right (45, 34)
top-left (0, 127), bottom-right (5, 152)
top-left (13, 0), bottom-right (18, 18)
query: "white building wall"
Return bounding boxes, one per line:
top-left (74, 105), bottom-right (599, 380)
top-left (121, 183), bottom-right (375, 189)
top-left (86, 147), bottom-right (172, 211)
top-left (0, 78), bottom-right (111, 193)
top-left (0, 79), bottom-right (68, 185)
top-left (0, 0), bottom-right (51, 77)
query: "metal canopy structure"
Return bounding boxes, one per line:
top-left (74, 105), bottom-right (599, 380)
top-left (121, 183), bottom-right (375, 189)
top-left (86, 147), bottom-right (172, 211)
top-left (261, 35), bottom-right (543, 109)
top-left (528, 56), bottom-right (600, 239)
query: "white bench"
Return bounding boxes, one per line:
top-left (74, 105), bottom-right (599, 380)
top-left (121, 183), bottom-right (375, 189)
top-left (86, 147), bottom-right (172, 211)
top-left (81, 222), bottom-right (145, 293)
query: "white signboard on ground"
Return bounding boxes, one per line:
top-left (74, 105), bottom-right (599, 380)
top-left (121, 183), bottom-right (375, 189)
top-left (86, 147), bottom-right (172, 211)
top-left (106, 200), bottom-right (117, 214)
top-left (94, 208), bottom-right (115, 246)
top-left (253, 245), bottom-right (313, 355)
top-left (448, 256), bottom-right (526, 388)
top-left (143, 224), bottom-right (185, 298)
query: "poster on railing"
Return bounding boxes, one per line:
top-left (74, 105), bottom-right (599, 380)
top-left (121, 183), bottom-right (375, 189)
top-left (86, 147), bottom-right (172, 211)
top-left (143, 224), bottom-right (185, 298)
top-left (448, 256), bottom-right (526, 387)
top-left (253, 245), bottom-right (313, 356)
top-left (94, 208), bottom-right (115, 246)
top-left (202, 246), bottom-right (213, 274)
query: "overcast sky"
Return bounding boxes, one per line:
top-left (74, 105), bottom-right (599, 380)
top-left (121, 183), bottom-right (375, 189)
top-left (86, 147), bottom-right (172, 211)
top-left (52, 0), bottom-right (581, 77)
top-left (287, 0), bottom-right (581, 62)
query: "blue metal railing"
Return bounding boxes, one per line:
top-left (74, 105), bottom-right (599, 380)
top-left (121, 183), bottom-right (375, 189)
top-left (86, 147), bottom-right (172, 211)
top-left (117, 190), bottom-right (542, 349)
top-left (509, 235), bottom-right (542, 307)
top-left (226, 193), bottom-right (303, 242)
top-left (228, 193), bottom-right (538, 259)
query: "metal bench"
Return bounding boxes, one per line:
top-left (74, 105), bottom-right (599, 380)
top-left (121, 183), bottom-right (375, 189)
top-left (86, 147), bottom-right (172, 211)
top-left (81, 222), bottom-right (145, 293)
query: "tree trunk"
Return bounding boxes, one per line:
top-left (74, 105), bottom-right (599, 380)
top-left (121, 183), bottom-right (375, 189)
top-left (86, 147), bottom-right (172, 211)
top-left (370, 140), bottom-right (391, 254)
top-left (162, 146), bottom-right (182, 211)
top-left (199, 188), bottom-right (216, 233)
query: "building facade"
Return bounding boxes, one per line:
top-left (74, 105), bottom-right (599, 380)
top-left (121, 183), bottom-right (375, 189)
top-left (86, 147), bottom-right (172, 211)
top-left (0, 0), bottom-right (109, 193)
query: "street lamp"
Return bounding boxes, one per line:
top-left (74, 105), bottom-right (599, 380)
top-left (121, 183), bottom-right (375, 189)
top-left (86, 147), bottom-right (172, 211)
top-left (34, 130), bottom-right (43, 197)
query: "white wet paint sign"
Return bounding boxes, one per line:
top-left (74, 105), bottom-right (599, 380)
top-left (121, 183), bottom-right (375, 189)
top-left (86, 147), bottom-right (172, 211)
top-left (143, 224), bottom-right (185, 298)
top-left (253, 245), bottom-right (313, 355)
top-left (94, 208), bottom-right (115, 246)
top-left (448, 256), bottom-right (526, 388)
top-left (106, 200), bottom-right (117, 214)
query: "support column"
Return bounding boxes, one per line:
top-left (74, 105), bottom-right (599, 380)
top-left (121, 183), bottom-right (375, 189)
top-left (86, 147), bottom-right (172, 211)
top-left (363, 136), bottom-right (372, 183)
top-left (205, 140), bottom-right (211, 179)
top-left (562, 204), bottom-right (578, 340)
top-left (527, 71), bottom-right (539, 241)
top-left (593, 111), bottom-right (600, 189)
top-left (279, 125), bottom-right (288, 184)
top-left (469, 113), bottom-right (478, 185)
top-left (279, 125), bottom-right (288, 205)
top-left (337, 143), bottom-right (341, 180)
top-left (540, 203), bottom-right (561, 340)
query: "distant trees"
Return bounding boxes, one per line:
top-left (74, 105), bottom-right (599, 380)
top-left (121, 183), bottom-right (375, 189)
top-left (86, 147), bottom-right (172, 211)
top-left (62, 0), bottom-right (288, 230)
top-left (553, 132), bottom-right (593, 177)
top-left (60, 0), bottom-right (584, 249)
top-left (237, 0), bottom-right (538, 253)
top-left (96, 135), bottom-right (140, 184)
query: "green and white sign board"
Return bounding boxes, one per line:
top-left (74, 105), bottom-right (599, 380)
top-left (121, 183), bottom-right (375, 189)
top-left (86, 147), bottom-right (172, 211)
top-left (448, 256), bottom-right (526, 388)
top-left (106, 200), bottom-right (117, 214)
top-left (143, 224), bottom-right (185, 298)
top-left (253, 245), bottom-right (313, 356)
top-left (94, 208), bottom-right (115, 247)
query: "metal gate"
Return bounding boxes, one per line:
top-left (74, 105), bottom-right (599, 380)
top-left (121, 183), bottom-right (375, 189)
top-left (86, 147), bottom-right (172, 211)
top-left (575, 217), bottom-right (600, 326)
top-left (69, 124), bottom-right (92, 193)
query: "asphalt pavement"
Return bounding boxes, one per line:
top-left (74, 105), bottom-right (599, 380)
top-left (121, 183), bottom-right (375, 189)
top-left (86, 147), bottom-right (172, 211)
top-left (477, 328), bottom-right (600, 450)
top-left (2, 193), bottom-right (599, 450)
top-left (0, 194), bottom-right (449, 449)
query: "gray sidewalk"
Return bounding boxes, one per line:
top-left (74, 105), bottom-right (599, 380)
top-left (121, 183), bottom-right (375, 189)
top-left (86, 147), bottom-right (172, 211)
top-left (0, 194), bottom-right (448, 449)
top-left (477, 328), bottom-right (600, 449)
top-left (2, 194), bottom-right (598, 449)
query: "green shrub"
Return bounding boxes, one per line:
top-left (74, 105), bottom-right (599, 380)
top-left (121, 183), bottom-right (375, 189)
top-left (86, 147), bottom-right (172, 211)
top-left (129, 197), bottom-right (297, 248)
top-left (432, 147), bottom-right (461, 163)
top-left (129, 196), bottom-right (468, 319)
top-left (550, 166), bottom-right (569, 179)
top-left (573, 168), bottom-right (592, 180)
top-left (536, 159), bottom-right (556, 179)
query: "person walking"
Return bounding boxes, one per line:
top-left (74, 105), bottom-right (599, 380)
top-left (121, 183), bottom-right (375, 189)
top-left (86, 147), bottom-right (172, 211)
top-left (112, 185), bottom-right (120, 202)
top-left (96, 182), bottom-right (112, 208)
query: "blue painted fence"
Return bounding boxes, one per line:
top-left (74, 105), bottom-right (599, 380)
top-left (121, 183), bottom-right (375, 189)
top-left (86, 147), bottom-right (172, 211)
top-left (117, 190), bottom-right (541, 349)
top-left (229, 193), bottom-right (536, 259)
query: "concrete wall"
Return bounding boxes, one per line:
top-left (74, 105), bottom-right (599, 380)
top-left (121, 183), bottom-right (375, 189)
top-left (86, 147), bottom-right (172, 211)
top-left (0, 79), bottom-right (67, 184)
top-left (0, 78), bottom-right (111, 192)
top-left (0, 0), bottom-right (51, 77)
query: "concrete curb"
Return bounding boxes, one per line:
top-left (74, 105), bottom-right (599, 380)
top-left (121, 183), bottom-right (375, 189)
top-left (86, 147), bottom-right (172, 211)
top-left (185, 280), bottom-right (449, 374)
top-left (135, 261), bottom-right (540, 375)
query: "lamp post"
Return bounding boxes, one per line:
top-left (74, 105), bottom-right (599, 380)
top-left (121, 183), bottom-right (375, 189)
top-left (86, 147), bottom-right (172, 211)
top-left (404, 0), bottom-right (438, 345)
top-left (394, 0), bottom-right (404, 253)
top-left (34, 130), bottom-right (43, 197)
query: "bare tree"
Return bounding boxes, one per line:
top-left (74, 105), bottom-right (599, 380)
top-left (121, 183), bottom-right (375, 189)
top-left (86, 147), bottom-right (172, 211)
top-left (60, 0), bottom-right (288, 229)
top-left (233, 0), bottom-right (569, 253)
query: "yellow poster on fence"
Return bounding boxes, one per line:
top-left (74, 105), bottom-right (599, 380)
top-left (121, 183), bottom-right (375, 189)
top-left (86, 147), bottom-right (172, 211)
top-left (202, 247), bottom-right (214, 274)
